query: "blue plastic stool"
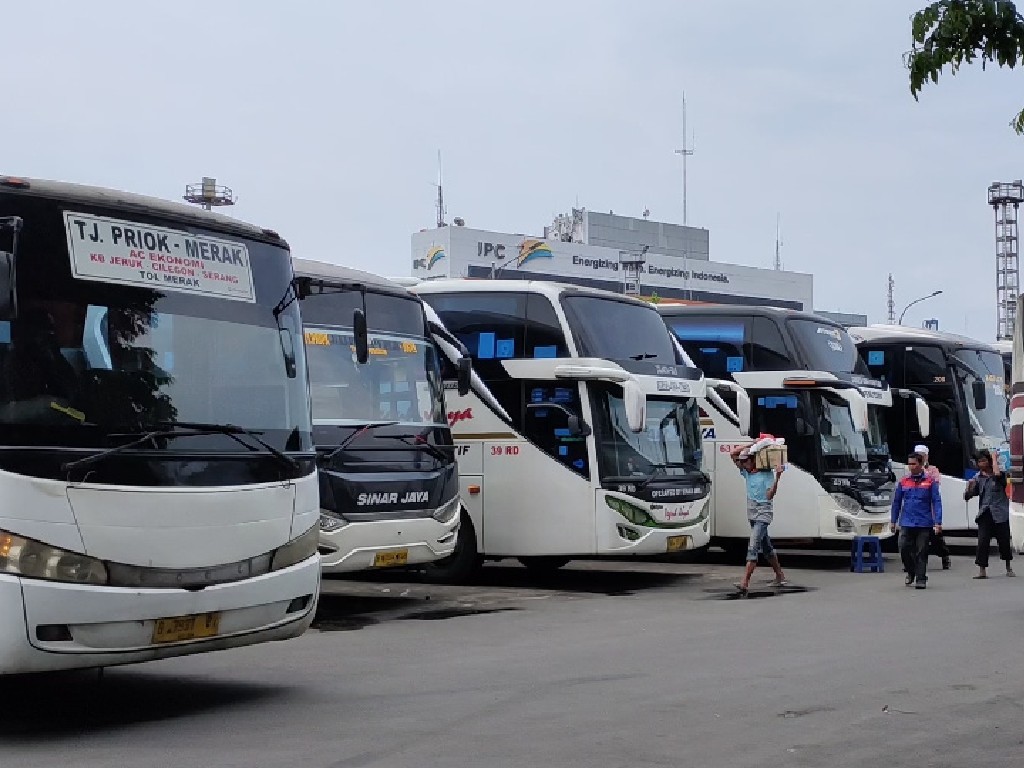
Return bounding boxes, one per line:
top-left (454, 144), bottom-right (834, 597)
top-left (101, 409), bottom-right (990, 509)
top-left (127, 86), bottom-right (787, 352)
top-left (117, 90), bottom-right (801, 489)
top-left (850, 535), bottom-right (884, 573)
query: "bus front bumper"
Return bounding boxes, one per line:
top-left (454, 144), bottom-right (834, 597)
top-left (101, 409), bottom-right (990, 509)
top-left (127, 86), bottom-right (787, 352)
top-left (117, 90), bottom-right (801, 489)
top-left (819, 504), bottom-right (894, 541)
top-left (317, 514), bottom-right (459, 574)
top-left (0, 555), bottom-right (320, 675)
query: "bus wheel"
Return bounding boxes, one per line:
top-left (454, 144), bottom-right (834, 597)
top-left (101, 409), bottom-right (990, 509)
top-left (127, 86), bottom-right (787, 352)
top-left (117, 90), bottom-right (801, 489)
top-left (422, 510), bottom-right (482, 584)
top-left (518, 556), bottom-right (571, 572)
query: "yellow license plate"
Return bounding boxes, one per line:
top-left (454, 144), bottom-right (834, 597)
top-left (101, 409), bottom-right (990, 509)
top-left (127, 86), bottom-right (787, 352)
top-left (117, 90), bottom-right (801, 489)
top-left (152, 612), bottom-right (221, 644)
top-left (373, 549), bottom-right (409, 568)
top-left (869, 524), bottom-right (885, 535)
top-left (667, 535), bottom-right (691, 552)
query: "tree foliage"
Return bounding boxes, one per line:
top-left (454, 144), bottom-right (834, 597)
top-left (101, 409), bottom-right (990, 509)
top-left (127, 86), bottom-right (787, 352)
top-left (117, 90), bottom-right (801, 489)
top-left (907, 0), bottom-right (1024, 132)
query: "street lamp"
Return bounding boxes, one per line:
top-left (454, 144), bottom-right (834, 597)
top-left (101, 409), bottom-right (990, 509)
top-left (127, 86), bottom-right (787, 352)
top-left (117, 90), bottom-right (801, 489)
top-left (898, 290), bottom-right (943, 325)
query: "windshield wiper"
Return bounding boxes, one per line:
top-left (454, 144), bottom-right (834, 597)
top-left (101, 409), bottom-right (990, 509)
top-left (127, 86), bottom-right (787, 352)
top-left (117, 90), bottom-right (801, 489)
top-left (327, 422), bottom-right (401, 460)
top-left (154, 420), bottom-right (301, 472)
top-left (61, 429), bottom-right (175, 476)
top-left (629, 353), bottom-right (658, 360)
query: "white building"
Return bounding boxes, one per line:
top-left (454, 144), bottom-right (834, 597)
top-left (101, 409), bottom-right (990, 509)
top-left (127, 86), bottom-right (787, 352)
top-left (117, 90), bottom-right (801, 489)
top-left (411, 208), bottom-right (814, 311)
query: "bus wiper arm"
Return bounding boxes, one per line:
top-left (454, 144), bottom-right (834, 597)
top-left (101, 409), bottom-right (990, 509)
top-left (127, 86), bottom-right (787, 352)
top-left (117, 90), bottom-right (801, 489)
top-left (327, 421), bottom-right (401, 460)
top-left (61, 429), bottom-right (175, 476)
top-left (153, 420), bottom-right (301, 472)
top-left (629, 353), bottom-right (657, 360)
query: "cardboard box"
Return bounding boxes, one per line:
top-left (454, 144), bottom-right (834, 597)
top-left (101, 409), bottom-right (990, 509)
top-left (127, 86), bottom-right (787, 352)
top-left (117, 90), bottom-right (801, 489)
top-left (754, 445), bottom-right (787, 470)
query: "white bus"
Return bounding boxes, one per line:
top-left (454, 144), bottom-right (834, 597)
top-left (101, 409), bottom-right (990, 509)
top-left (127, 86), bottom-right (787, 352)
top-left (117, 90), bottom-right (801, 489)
top-left (659, 306), bottom-right (928, 555)
top-left (407, 279), bottom-right (718, 579)
top-left (292, 259), bottom-right (470, 573)
top-left (0, 176), bottom-right (320, 674)
top-left (851, 325), bottom-right (1009, 538)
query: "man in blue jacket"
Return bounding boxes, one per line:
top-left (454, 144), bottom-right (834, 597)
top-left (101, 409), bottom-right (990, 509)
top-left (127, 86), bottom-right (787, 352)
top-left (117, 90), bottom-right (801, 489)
top-left (890, 451), bottom-right (943, 589)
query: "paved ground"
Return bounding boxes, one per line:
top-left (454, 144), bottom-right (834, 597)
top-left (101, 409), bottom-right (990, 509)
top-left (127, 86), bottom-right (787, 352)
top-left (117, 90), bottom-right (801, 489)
top-left (3, 548), bottom-right (1022, 768)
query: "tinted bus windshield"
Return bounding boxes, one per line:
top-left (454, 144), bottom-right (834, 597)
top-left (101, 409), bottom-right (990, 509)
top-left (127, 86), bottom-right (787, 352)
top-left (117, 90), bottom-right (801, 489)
top-left (0, 194), bottom-right (311, 455)
top-left (300, 290), bottom-right (445, 427)
top-left (591, 385), bottom-right (702, 480)
top-left (953, 348), bottom-right (1009, 440)
top-left (562, 295), bottom-right (679, 363)
top-left (788, 319), bottom-right (869, 375)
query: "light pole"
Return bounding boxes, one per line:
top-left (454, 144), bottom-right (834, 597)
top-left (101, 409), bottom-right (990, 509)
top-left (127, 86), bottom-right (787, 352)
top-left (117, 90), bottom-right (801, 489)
top-left (898, 290), bottom-right (943, 325)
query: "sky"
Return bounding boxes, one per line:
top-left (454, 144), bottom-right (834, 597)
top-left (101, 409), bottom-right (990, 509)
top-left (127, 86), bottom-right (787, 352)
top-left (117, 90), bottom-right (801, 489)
top-left (3, 0), bottom-right (1023, 339)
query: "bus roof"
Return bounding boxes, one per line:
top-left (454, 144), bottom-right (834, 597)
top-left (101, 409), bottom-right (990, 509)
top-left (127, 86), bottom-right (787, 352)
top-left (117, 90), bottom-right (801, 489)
top-left (655, 303), bottom-right (844, 326)
top-left (407, 277), bottom-right (656, 307)
top-left (848, 324), bottom-right (1000, 353)
top-left (0, 175), bottom-right (287, 247)
top-left (292, 258), bottom-right (412, 298)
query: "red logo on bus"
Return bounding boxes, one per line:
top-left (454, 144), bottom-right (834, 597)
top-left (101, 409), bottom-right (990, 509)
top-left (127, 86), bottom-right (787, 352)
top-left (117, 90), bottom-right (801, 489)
top-left (448, 408), bottom-right (473, 427)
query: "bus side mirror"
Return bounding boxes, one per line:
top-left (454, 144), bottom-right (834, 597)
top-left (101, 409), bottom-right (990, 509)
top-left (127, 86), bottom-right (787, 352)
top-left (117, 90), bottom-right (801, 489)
top-left (622, 379), bottom-right (646, 433)
top-left (0, 250), bottom-right (15, 321)
top-left (915, 396), bottom-right (930, 438)
top-left (567, 414), bottom-right (592, 438)
top-left (973, 379), bottom-right (987, 411)
top-left (353, 308), bottom-right (369, 365)
top-left (456, 356), bottom-right (472, 397)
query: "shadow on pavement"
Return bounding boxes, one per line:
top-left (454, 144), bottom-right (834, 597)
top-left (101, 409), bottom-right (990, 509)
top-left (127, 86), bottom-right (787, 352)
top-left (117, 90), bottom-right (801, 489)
top-left (0, 670), bottom-right (283, 738)
top-left (336, 563), bottom-right (702, 596)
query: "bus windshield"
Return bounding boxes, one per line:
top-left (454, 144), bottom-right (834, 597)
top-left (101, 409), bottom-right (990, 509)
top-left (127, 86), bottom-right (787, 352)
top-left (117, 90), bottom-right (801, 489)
top-left (952, 348), bottom-right (1009, 441)
top-left (818, 394), bottom-right (869, 472)
top-left (0, 197), bottom-right (311, 455)
top-left (788, 319), bottom-right (869, 375)
top-left (305, 327), bottom-right (445, 426)
top-left (561, 295), bottom-right (679, 363)
top-left (865, 404), bottom-right (891, 467)
top-left (591, 385), bottom-right (702, 480)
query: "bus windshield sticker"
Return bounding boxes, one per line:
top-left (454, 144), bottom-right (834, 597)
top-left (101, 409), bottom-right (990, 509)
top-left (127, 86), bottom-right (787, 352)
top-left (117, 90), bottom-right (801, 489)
top-left (63, 211), bottom-right (256, 303)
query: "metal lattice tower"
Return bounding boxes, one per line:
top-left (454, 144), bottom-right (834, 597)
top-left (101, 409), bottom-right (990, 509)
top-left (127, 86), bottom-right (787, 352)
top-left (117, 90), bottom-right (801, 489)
top-left (887, 273), bottom-right (896, 324)
top-left (988, 180), bottom-right (1024, 341)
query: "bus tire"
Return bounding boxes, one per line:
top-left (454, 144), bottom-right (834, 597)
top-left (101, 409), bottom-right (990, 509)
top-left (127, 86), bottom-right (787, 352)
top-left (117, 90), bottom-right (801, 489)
top-left (518, 556), bottom-right (571, 572)
top-left (422, 510), bottom-right (482, 584)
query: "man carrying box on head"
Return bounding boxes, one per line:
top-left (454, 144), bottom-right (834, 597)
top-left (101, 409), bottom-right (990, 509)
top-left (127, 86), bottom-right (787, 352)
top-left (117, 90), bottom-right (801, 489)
top-left (730, 440), bottom-right (788, 596)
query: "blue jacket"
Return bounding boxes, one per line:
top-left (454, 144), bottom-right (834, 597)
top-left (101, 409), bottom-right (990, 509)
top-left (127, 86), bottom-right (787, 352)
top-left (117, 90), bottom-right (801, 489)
top-left (890, 472), bottom-right (943, 527)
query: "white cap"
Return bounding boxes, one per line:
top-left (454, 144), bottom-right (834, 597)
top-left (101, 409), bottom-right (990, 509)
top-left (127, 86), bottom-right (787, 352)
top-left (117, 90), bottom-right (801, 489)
top-left (914, 444), bottom-right (929, 455)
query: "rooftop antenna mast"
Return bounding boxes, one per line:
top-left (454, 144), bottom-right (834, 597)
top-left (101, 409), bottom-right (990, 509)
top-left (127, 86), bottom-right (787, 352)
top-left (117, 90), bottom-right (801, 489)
top-left (887, 273), bottom-right (896, 324)
top-left (435, 150), bottom-right (447, 228)
top-left (183, 176), bottom-right (235, 211)
top-left (673, 92), bottom-right (694, 226)
top-left (774, 213), bottom-right (783, 270)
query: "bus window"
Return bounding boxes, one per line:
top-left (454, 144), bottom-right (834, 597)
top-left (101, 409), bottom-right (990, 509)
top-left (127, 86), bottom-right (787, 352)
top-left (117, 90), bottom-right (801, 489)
top-left (748, 317), bottom-right (791, 369)
top-left (524, 294), bottom-right (569, 359)
top-left (523, 381), bottom-right (589, 477)
top-left (667, 316), bottom-right (747, 378)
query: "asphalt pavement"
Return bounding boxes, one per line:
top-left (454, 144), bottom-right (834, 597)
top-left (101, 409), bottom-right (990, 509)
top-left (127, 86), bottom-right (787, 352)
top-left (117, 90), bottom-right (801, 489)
top-left (2, 549), bottom-right (1021, 768)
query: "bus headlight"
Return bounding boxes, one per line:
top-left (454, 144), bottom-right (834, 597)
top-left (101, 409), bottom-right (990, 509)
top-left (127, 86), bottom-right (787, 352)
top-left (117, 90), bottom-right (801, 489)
top-left (0, 531), bottom-right (108, 585)
top-left (319, 510), bottom-right (348, 533)
top-left (271, 524), bottom-right (319, 571)
top-left (432, 496), bottom-right (461, 525)
top-left (830, 493), bottom-right (863, 515)
top-left (605, 496), bottom-right (657, 527)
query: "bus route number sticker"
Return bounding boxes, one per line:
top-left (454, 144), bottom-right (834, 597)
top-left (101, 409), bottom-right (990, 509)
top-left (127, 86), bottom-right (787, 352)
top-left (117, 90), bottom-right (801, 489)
top-left (491, 444), bottom-right (520, 456)
top-left (63, 211), bottom-right (257, 303)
